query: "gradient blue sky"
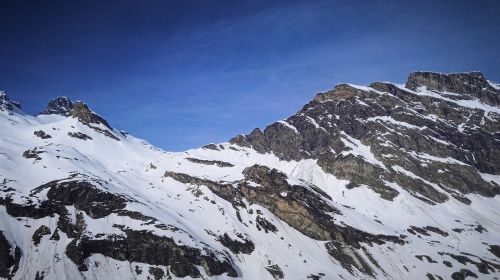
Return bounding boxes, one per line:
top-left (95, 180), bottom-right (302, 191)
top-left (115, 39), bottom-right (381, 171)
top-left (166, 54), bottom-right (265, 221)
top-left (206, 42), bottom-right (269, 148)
top-left (1, 0), bottom-right (499, 151)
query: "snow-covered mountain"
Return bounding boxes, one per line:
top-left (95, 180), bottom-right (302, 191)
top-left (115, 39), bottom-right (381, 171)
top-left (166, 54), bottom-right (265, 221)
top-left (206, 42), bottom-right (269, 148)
top-left (0, 71), bottom-right (499, 280)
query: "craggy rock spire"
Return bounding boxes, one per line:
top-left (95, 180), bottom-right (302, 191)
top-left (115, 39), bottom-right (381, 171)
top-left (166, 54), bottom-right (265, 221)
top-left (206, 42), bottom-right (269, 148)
top-left (40, 96), bottom-right (74, 116)
top-left (0, 91), bottom-right (21, 111)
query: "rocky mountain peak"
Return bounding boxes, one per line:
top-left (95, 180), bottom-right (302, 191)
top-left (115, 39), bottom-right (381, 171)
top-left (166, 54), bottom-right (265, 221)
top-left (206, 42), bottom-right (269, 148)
top-left (69, 101), bottom-right (112, 129)
top-left (0, 91), bottom-right (21, 111)
top-left (405, 71), bottom-right (499, 105)
top-left (39, 96), bottom-right (74, 116)
top-left (231, 70), bottom-right (500, 204)
top-left (313, 84), bottom-right (366, 102)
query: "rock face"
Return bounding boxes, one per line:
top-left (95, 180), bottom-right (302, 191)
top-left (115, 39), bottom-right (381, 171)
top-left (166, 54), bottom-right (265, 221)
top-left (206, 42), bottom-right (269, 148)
top-left (69, 101), bottom-right (112, 129)
top-left (230, 71), bottom-right (500, 204)
top-left (0, 231), bottom-right (21, 279)
top-left (66, 227), bottom-right (238, 277)
top-left (405, 71), bottom-right (499, 106)
top-left (0, 71), bottom-right (499, 280)
top-left (0, 91), bottom-right (21, 111)
top-left (40, 97), bottom-right (74, 116)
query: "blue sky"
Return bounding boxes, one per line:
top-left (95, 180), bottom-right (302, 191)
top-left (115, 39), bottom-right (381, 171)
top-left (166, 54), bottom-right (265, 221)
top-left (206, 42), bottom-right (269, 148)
top-left (1, 0), bottom-right (499, 151)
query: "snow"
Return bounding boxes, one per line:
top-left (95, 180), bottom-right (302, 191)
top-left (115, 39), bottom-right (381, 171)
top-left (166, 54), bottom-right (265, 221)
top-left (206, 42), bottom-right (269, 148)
top-left (367, 115), bottom-right (424, 130)
top-left (478, 172), bottom-right (500, 185)
top-left (488, 80), bottom-right (500, 90)
top-left (395, 84), bottom-right (500, 115)
top-left (305, 116), bottom-right (320, 129)
top-left (339, 132), bottom-right (387, 169)
top-left (276, 120), bottom-right (299, 134)
top-left (356, 99), bottom-right (370, 107)
top-left (304, 116), bottom-right (327, 132)
top-left (392, 165), bottom-right (449, 197)
top-left (346, 83), bottom-right (386, 95)
top-left (408, 151), bottom-right (468, 166)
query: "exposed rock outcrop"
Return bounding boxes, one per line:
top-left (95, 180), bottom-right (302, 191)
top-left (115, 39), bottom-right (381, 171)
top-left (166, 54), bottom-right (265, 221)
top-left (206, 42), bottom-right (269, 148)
top-left (165, 165), bottom-right (405, 276)
top-left (70, 102), bottom-right (111, 129)
top-left (0, 231), bottom-right (21, 279)
top-left (32, 225), bottom-right (51, 246)
top-left (0, 91), bottom-right (21, 112)
top-left (67, 226), bottom-right (238, 277)
top-left (34, 130), bottom-right (52, 139)
top-left (405, 71), bottom-right (499, 106)
top-left (186, 157), bottom-right (234, 167)
top-left (39, 97), bottom-right (74, 116)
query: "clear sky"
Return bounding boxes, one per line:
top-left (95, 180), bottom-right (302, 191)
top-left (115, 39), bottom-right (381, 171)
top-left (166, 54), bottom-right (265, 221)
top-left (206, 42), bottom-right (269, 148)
top-left (1, 0), bottom-right (499, 151)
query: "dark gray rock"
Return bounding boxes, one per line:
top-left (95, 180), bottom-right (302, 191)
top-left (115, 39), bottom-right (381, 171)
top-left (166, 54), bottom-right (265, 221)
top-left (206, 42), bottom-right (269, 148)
top-left (0, 91), bottom-right (21, 111)
top-left (255, 215), bottom-right (278, 233)
top-left (217, 233), bottom-right (255, 254)
top-left (148, 267), bottom-right (164, 280)
top-left (32, 225), bottom-right (51, 246)
top-left (451, 269), bottom-right (477, 280)
top-left (35, 271), bottom-right (45, 280)
top-left (68, 132), bottom-right (92, 140)
top-left (202, 143), bottom-right (220, 150)
top-left (489, 245), bottom-right (500, 258)
top-left (39, 97), bottom-right (74, 116)
top-left (31, 179), bottom-right (128, 219)
top-left (185, 157), bottom-right (234, 167)
top-left (0, 231), bottom-right (21, 279)
top-left (22, 148), bottom-right (44, 160)
top-left (66, 226), bottom-right (238, 277)
top-left (34, 130), bottom-right (52, 139)
top-left (405, 71), bottom-right (499, 106)
top-left (265, 264), bottom-right (284, 279)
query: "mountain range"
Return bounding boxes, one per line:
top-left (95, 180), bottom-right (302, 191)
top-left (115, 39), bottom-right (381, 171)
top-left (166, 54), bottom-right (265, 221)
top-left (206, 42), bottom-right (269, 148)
top-left (0, 71), bottom-right (499, 280)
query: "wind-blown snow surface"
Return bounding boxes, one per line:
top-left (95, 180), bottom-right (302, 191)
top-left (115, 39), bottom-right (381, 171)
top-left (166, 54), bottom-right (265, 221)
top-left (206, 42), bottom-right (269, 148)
top-left (1, 78), bottom-right (500, 280)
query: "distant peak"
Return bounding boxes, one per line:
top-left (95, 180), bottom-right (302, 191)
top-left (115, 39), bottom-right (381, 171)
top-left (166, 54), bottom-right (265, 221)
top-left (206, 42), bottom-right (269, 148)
top-left (0, 90), bottom-right (21, 111)
top-left (40, 96), bottom-right (74, 116)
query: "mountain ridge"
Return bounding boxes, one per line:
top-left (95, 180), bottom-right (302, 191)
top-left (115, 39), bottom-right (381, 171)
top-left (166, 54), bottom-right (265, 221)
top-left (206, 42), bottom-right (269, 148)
top-left (0, 71), bottom-right (499, 280)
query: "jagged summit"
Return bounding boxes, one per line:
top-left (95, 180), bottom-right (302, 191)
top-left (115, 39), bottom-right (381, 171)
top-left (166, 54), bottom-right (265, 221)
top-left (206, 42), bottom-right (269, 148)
top-left (0, 90), bottom-right (21, 111)
top-left (231, 70), bottom-right (500, 203)
top-left (40, 96), bottom-right (74, 116)
top-left (40, 96), bottom-right (113, 130)
top-left (310, 71), bottom-right (499, 108)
